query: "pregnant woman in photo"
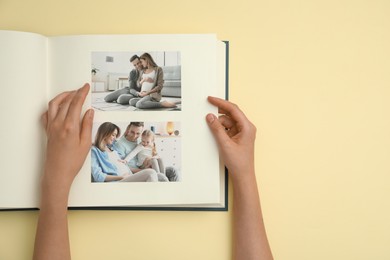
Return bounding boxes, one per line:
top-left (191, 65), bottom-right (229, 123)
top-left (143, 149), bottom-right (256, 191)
top-left (91, 122), bottom-right (158, 182)
top-left (129, 52), bottom-right (177, 109)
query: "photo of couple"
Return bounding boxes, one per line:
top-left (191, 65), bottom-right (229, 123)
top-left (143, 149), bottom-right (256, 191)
top-left (91, 51), bottom-right (182, 111)
top-left (91, 121), bottom-right (181, 183)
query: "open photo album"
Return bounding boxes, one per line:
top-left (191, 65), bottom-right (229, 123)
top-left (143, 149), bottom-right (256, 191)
top-left (0, 31), bottom-right (228, 211)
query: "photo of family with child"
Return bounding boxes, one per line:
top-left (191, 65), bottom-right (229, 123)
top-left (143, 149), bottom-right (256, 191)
top-left (91, 51), bottom-right (182, 111)
top-left (91, 121), bottom-right (181, 183)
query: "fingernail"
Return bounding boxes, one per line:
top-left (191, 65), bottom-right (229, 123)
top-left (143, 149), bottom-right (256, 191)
top-left (206, 114), bottom-right (215, 124)
top-left (81, 83), bottom-right (90, 90)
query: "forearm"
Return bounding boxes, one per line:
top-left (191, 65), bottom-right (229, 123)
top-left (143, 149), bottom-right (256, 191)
top-left (140, 80), bottom-right (161, 96)
top-left (104, 175), bottom-right (123, 182)
top-left (231, 167), bottom-right (273, 260)
top-left (124, 151), bottom-right (138, 162)
top-left (34, 84), bottom-right (93, 260)
top-left (124, 145), bottom-right (142, 162)
top-left (146, 86), bottom-right (160, 95)
top-left (129, 70), bottom-right (140, 93)
top-left (33, 177), bottom-right (71, 260)
top-left (131, 167), bottom-right (141, 173)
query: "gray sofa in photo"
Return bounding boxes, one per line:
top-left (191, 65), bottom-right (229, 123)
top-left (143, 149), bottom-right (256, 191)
top-left (161, 65), bottom-right (181, 98)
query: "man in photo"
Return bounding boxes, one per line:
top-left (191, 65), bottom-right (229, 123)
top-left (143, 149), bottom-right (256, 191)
top-left (113, 122), bottom-right (180, 182)
top-left (103, 55), bottom-right (145, 104)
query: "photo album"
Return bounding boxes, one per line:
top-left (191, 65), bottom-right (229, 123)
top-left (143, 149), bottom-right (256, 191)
top-left (0, 30), bottom-right (228, 211)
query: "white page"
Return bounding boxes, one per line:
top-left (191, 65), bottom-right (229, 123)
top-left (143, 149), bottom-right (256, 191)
top-left (47, 35), bottom-right (223, 207)
top-left (0, 31), bottom-right (47, 208)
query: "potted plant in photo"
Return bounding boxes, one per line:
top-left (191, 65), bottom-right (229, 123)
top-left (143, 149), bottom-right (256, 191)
top-left (91, 67), bottom-right (99, 75)
top-left (91, 66), bottom-right (99, 82)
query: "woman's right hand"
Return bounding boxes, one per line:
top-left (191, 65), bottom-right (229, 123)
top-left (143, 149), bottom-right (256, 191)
top-left (118, 159), bottom-right (127, 164)
top-left (139, 91), bottom-right (148, 97)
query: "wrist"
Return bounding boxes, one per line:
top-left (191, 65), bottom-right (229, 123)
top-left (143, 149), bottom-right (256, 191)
top-left (228, 165), bottom-right (256, 185)
top-left (40, 170), bottom-right (73, 204)
top-left (41, 173), bottom-right (73, 192)
top-left (40, 182), bottom-right (70, 211)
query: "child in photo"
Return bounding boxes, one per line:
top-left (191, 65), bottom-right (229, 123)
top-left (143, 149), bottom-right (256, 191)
top-left (123, 130), bottom-right (165, 174)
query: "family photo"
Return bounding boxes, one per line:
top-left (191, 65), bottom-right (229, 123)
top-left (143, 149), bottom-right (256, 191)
top-left (91, 51), bottom-right (182, 111)
top-left (91, 121), bottom-right (181, 183)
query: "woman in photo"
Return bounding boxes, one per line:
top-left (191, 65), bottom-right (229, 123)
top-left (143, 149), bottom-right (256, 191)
top-left (129, 52), bottom-right (177, 109)
top-left (91, 122), bottom-right (158, 182)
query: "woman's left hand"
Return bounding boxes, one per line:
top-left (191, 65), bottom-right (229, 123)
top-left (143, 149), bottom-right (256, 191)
top-left (41, 83), bottom-right (94, 189)
top-left (34, 84), bottom-right (94, 260)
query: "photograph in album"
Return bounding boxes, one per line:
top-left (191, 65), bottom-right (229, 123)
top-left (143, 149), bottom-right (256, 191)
top-left (91, 51), bottom-right (182, 112)
top-left (91, 121), bottom-right (182, 183)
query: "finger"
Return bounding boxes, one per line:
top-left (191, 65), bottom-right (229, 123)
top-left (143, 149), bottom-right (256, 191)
top-left (80, 108), bottom-right (94, 147)
top-left (41, 111), bottom-right (48, 133)
top-left (218, 108), bottom-right (229, 115)
top-left (208, 96), bottom-right (248, 123)
top-left (218, 117), bottom-right (239, 137)
top-left (226, 125), bottom-right (239, 137)
top-left (208, 96), bottom-right (254, 137)
top-left (66, 83), bottom-right (90, 123)
top-left (206, 113), bottom-right (231, 147)
top-left (218, 115), bottom-right (236, 130)
top-left (55, 91), bottom-right (77, 121)
top-left (47, 91), bottom-right (74, 121)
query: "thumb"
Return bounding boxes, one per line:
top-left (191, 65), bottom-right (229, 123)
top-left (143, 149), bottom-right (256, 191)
top-left (206, 113), bottom-right (230, 147)
top-left (41, 111), bottom-right (48, 133)
top-left (80, 109), bottom-right (94, 146)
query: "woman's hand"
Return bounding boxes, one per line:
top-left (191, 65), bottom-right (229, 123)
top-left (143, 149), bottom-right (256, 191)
top-left (144, 77), bottom-right (154, 83)
top-left (118, 159), bottom-right (127, 164)
top-left (206, 96), bottom-right (273, 260)
top-left (205, 96), bottom-right (257, 179)
top-left (34, 83), bottom-right (94, 260)
top-left (139, 91), bottom-right (148, 97)
top-left (41, 83), bottom-right (94, 189)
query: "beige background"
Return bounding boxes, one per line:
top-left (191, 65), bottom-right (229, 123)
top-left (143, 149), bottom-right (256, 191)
top-left (1, 0), bottom-right (390, 259)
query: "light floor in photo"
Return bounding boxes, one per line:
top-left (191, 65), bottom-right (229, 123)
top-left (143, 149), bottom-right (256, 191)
top-left (92, 92), bottom-right (182, 111)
